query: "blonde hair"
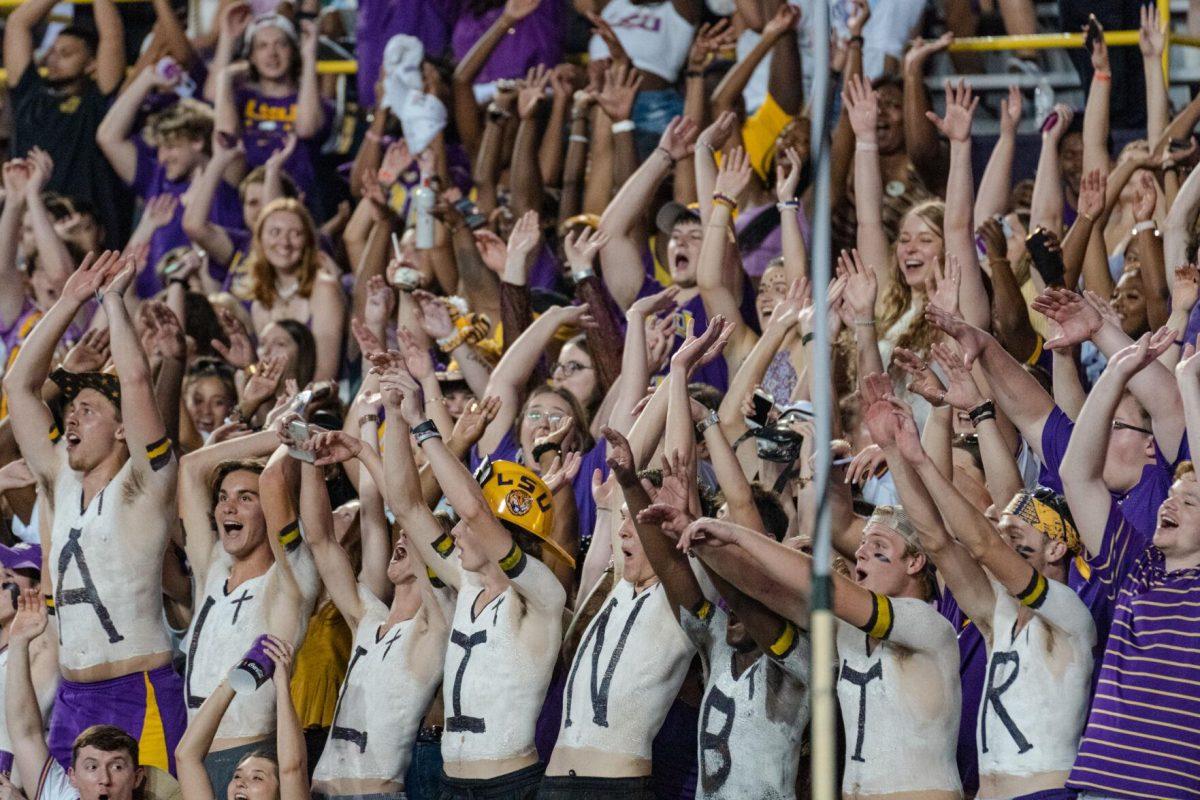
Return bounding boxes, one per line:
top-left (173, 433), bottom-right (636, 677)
top-left (147, 99), bottom-right (214, 148)
top-left (866, 504), bottom-right (936, 601)
top-left (245, 198), bottom-right (319, 307)
top-left (877, 200), bottom-right (945, 360)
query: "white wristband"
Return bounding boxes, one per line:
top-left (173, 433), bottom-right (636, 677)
top-left (1131, 220), bottom-right (1157, 236)
top-left (855, 141), bottom-right (878, 151)
top-left (611, 119), bottom-right (636, 134)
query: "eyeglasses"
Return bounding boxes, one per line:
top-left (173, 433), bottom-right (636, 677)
top-left (1112, 420), bottom-right (1153, 436)
top-left (525, 409), bottom-right (567, 426)
top-left (553, 360), bottom-right (593, 377)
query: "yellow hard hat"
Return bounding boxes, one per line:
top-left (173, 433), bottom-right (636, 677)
top-left (474, 458), bottom-right (574, 568)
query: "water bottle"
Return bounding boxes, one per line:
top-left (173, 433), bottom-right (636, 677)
top-left (413, 180), bottom-right (435, 250)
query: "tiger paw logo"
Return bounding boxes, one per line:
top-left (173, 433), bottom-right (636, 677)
top-left (505, 489), bottom-right (533, 517)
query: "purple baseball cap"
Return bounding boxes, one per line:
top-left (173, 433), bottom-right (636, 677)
top-left (0, 543), bottom-right (41, 572)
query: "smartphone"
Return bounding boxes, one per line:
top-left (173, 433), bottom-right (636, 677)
top-left (287, 420), bottom-right (316, 463)
top-left (1040, 111), bottom-right (1059, 134)
top-left (1170, 137), bottom-right (1193, 152)
top-left (1085, 15), bottom-right (1102, 54)
top-left (745, 388), bottom-right (775, 428)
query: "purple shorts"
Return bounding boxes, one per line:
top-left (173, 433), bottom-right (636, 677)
top-left (1013, 790), bottom-right (1077, 800)
top-left (48, 664), bottom-right (187, 775)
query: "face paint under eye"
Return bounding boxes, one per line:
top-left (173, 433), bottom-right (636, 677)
top-left (875, 553), bottom-right (891, 563)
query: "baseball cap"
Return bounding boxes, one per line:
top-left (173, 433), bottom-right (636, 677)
top-left (50, 368), bottom-right (121, 409)
top-left (0, 542), bottom-right (41, 572)
top-left (655, 202), bottom-right (701, 236)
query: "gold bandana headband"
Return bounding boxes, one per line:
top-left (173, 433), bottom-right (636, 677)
top-left (1004, 490), bottom-right (1090, 579)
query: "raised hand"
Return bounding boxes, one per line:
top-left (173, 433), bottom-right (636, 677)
top-left (452, 396), bottom-right (501, 447)
top-left (212, 308), bottom-right (256, 369)
top-left (925, 306), bottom-right (990, 367)
top-left (0, 459), bottom-right (36, 493)
top-left (999, 85), bottom-right (1022, 138)
top-left (888, 396), bottom-right (926, 463)
top-left (838, 248), bottom-right (877, 320)
top-left (658, 115), bottom-right (699, 162)
top-left (637, 503), bottom-right (694, 540)
top-left (586, 11), bottom-right (631, 66)
top-left (533, 414), bottom-right (576, 458)
top-left (628, 284), bottom-right (680, 319)
top-left (893, 347), bottom-right (946, 406)
top-left (697, 110), bottom-right (737, 154)
top-left (62, 250), bottom-right (121, 304)
top-left (305, 430), bottom-right (364, 466)
top-left (1043, 103), bottom-right (1074, 143)
top-left (563, 225), bottom-right (610, 275)
top-left (926, 254), bottom-right (962, 315)
top-left (845, 443), bottom-right (887, 485)
top-left (687, 19), bottom-right (736, 75)
top-left (775, 146), bottom-right (803, 203)
top-left (677, 517), bottom-right (743, 553)
top-left (260, 634), bottom-right (295, 682)
top-left (977, 217), bottom-right (1007, 262)
top-left (146, 301), bottom-right (185, 360)
top-left (929, 341), bottom-right (985, 409)
top-left (9, 589), bottom-right (47, 646)
top-left (507, 210), bottom-right (543, 263)
top-left (1031, 287), bottom-right (1103, 349)
top-left (363, 275), bottom-right (396, 330)
top-left (671, 315), bottom-right (725, 373)
top-left (1139, 3), bottom-right (1166, 59)
top-left (1105, 327), bottom-right (1175, 379)
top-left (596, 61), bottom-right (642, 123)
top-left (100, 254), bottom-right (137, 296)
top-left (1, 158), bottom-right (31, 197)
top-left (1132, 170), bottom-right (1157, 223)
top-left (1077, 169), bottom-right (1107, 220)
top-left (903, 32), bottom-right (953, 75)
top-left (926, 79), bottom-right (978, 143)
top-left (861, 373), bottom-right (901, 447)
top-left (518, 65), bottom-right (551, 119)
top-left (1177, 334), bottom-right (1200, 381)
top-left (412, 290), bottom-right (455, 340)
top-left (600, 425), bottom-right (638, 486)
top-left (397, 326), bottom-right (435, 380)
top-left (62, 328), bottom-right (111, 373)
top-left (472, 228), bottom-right (508, 276)
top-left (841, 73), bottom-right (877, 142)
top-left (1172, 264), bottom-right (1199, 314)
top-left (713, 147), bottom-right (753, 205)
top-left (543, 451), bottom-right (583, 493)
top-left (25, 147), bottom-right (53, 197)
top-left (1085, 14), bottom-right (1110, 73)
top-left (763, 2), bottom-right (800, 41)
top-left (655, 449), bottom-right (696, 515)
top-left (242, 354), bottom-right (287, 410)
top-left (219, 0), bottom-right (252, 40)
top-left (846, 0), bottom-right (870, 38)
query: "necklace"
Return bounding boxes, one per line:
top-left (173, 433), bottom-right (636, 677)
top-left (275, 280), bottom-right (300, 301)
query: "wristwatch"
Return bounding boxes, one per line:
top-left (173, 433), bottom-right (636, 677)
top-left (695, 409), bottom-right (720, 436)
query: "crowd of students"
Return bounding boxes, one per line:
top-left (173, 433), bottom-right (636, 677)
top-left (0, 0), bottom-right (1195, 798)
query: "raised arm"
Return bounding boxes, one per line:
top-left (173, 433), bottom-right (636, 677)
top-left (597, 117), bottom-right (697, 309)
top-left (697, 148), bottom-right (756, 361)
top-left (0, 162), bottom-right (30, 326)
top-left (1081, 20), bottom-right (1112, 177)
top-left (296, 452), bottom-right (365, 628)
top-left (178, 430), bottom-right (279, 587)
top-left (3, 0), bottom-right (58, 87)
top-left (182, 136), bottom-right (242, 266)
top-left (841, 75), bottom-right (891, 299)
top-left (926, 80), bottom-right (989, 329)
top-left (1139, 5), bottom-right (1169, 147)
top-left (268, 639), bottom-right (309, 800)
top-left (5, 590), bottom-right (51, 788)
top-left (100, 261), bottom-right (169, 461)
top-left (1177, 340), bottom-right (1200, 477)
top-left (92, 0), bottom-right (127, 95)
top-left (901, 35), bottom-right (953, 192)
top-left (711, 4), bottom-right (798, 114)
top-left (1030, 106), bottom-right (1072, 236)
top-left (97, 68), bottom-right (167, 185)
top-left (3, 252), bottom-right (120, 481)
top-left (178, 681), bottom-right (234, 800)
top-left (974, 86), bottom-right (1021, 227)
top-left (1061, 331), bottom-right (1172, 555)
top-left (24, 149), bottom-right (76, 288)
top-left (293, 21), bottom-right (325, 139)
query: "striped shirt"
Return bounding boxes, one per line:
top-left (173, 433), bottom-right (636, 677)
top-left (1067, 499), bottom-right (1200, 799)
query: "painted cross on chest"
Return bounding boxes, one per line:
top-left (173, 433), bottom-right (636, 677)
top-left (230, 589), bottom-right (255, 625)
top-left (382, 626), bottom-right (404, 659)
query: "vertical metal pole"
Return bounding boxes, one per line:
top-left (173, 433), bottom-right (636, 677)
top-left (806, 2), bottom-right (836, 799)
top-left (1159, 0), bottom-right (1171, 83)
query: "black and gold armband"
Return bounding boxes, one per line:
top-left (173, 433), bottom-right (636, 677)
top-left (857, 592), bottom-right (895, 640)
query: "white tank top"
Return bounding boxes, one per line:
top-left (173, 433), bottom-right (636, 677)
top-left (682, 603), bottom-right (810, 800)
top-left (977, 579), bottom-right (1095, 784)
top-left (835, 598), bottom-right (961, 796)
top-left (557, 581), bottom-right (693, 760)
top-left (440, 559), bottom-right (563, 765)
top-left (184, 544), bottom-right (318, 739)
top-left (314, 585), bottom-right (446, 783)
top-left (587, 0), bottom-right (695, 83)
top-left (49, 456), bottom-right (173, 671)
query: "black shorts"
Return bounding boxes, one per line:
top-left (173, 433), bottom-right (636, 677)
top-left (438, 763), bottom-right (544, 800)
top-left (535, 774), bottom-right (655, 800)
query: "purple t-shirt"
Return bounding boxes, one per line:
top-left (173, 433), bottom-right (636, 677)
top-left (1067, 499), bottom-right (1200, 799)
top-left (470, 428), bottom-right (609, 553)
top-left (355, 0), bottom-right (458, 102)
top-left (636, 272), bottom-right (731, 392)
top-left (234, 87), bottom-right (332, 199)
top-left (131, 139), bottom-right (243, 297)
top-left (451, 0), bottom-right (565, 85)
